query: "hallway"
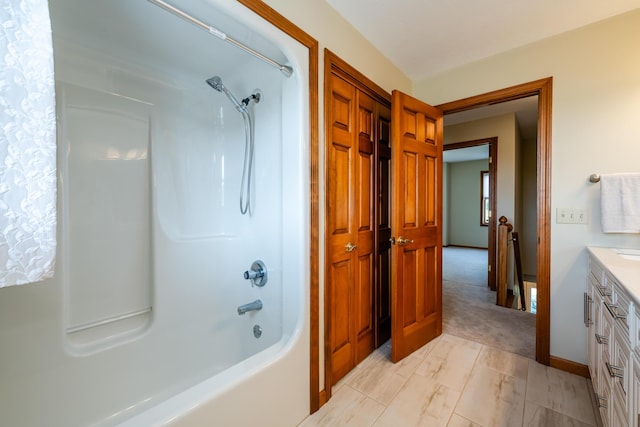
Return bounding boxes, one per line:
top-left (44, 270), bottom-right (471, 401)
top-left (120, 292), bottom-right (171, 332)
top-left (442, 246), bottom-right (536, 359)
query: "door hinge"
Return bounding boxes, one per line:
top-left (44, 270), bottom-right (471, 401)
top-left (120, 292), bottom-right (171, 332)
top-left (489, 156), bottom-right (492, 164)
top-left (488, 264), bottom-right (491, 272)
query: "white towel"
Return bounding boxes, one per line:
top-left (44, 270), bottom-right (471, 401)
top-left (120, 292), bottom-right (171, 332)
top-left (600, 173), bottom-right (640, 233)
top-left (0, 0), bottom-right (57, 287)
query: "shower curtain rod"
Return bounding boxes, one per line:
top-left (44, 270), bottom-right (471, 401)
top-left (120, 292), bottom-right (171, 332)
top-left (146, 0), bottom-right (293, 78)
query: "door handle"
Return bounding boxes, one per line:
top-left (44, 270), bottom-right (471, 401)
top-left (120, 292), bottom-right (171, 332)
top-left (397, 236), bottom-right (414, 246)
top-left (345, 242), bottom-right (358, 252)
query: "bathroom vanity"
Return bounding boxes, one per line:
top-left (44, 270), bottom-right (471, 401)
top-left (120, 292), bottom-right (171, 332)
top-left (586, 246), bottom-right (640, 427)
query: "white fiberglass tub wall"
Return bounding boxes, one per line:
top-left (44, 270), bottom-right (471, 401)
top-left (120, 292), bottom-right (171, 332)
top-left (0, 0), bottom-right (310, 426)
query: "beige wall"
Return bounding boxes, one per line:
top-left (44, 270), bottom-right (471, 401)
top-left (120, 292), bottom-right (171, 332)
top-left (416, 9), bottom-right (640, 364)
top-left (445, 114), bottom-right (518, 229)
top-left (447, 159), bottom-right (489, 248)
top-left (521, 137), bottom-right (537, 278)
top-left (443, 162), bottom-right (450, 245)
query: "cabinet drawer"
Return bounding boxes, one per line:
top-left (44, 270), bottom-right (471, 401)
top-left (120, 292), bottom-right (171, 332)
top-left (599, 360), bottom-right (613, 427)
top-left (590, 256), bottom-right (606, 286)
top-left (590, 286), bottom-right (604, 389)
top-left (602, 305), bottom-right (615, 362)
top-left (612, 328), bottom-right (632, 420)
top-left (613, 395), bottom-right (630, 427)
top-left (611, 275), bottom-right (632, 337)
top-left (633, 359), bottom-right (640, 427)
top-left (592, 269), bottom-right (612, 300)
top-left (635, 310), bottom-right (640, 360)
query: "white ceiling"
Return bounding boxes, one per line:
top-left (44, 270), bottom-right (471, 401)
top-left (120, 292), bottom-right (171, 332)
top-left (325, 0), bottom-right (639, 80)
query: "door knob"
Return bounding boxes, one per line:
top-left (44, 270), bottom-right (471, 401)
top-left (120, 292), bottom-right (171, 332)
top-left (397, 236), bottom-right (414, 246)
top-left (345, 242), bottom-right (358, 252)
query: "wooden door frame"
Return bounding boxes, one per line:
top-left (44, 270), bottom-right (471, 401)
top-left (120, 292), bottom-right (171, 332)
top-left (436, 77), bottom-right (552, 365)
top-left (443, 137), bottom-right (498, 290)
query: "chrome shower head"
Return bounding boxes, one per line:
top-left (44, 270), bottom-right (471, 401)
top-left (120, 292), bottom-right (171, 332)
top-left (206, 76), bottom-right (224, 92)
top-left (206, 75), bottom-right (245, 113)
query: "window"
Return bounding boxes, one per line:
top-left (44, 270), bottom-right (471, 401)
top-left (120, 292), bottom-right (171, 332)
top-left (481, 170), bottom-right (490, 226)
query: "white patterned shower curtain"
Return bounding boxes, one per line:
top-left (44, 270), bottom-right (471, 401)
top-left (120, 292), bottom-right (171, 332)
top-left (0, 0), bottom-right (56, 287)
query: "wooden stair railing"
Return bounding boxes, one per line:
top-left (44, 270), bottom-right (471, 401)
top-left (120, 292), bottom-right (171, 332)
top-left (496, 216), bottom-right (527, 310)
top-left (497, 216), bottom-right (512, 307)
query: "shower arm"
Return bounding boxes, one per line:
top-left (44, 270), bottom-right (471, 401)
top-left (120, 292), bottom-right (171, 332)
top-left (146, 0), bottom-right (293, 78)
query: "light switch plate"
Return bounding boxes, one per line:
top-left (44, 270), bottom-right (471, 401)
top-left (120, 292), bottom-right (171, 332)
top-left (557, 208), bottom-right (589, 224)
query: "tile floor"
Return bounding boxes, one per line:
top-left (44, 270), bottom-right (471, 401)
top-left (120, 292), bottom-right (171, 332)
top-left (299, 334), bottom-right (598, 427)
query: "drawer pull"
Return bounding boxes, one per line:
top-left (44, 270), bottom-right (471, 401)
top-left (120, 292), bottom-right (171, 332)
top-left (595, 334), bottom-right (608, 345)
top-left (603, 301), bottom-right (627, 321)
top-left (596, 395), bottom-right (608, 409)
top-left (606, 362), bottom-right (624, 379)
top-left (584, 293), bottom-right (593, 326)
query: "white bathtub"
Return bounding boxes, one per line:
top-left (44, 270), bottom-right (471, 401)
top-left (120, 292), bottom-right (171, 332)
top-left (0, 0), bottom-right (310, 425)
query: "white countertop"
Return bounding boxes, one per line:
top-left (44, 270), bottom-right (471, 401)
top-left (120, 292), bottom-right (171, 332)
top-left (588, 246), bottom-right (640, 305)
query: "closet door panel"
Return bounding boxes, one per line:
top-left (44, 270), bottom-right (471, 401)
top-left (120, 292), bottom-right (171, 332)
top-left (327, 74), bottom-right (357, 382)
top-left (354, 91), bottom-right (375, 362)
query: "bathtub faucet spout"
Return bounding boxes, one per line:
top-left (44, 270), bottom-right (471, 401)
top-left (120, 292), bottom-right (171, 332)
top-left (237, 299), bottom-right (263, 315)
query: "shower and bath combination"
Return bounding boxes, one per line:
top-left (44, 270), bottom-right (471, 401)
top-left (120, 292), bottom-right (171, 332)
top-left (206, 76), bottom-right (261, 215)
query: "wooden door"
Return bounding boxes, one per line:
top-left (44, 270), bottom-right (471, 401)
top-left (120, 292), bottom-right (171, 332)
top-left (326, 73), bottom-right (375, 382)
top-left (390, 90), bottom-right (443, 363)
top-left (354, 90), bottom-right (375, 364)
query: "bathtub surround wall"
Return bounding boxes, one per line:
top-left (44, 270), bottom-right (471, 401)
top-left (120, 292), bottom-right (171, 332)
top-left (0, 0), bottom-right (310, 425)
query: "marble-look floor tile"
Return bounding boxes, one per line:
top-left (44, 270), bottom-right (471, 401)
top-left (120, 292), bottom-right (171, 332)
top-left (359, 341), bottom-right (422, 379)
top-left (373, 374), bottom-right (460, 427)
top-left (454, 365), bottom-right (526, 427)
top-left (525, 361), bottom-right (596, 425)
top-left (475, 345), bottom-right (529, 380)
top-left (523, 401), bottom-right (595, 427)
top-left (298, 385), bottom-right (385, 427)
top-left (446, 414), bottom-right (482, 427)
top-left (410, 333), bottom-right (443, 359)
top-left (345, 348), bottom-right (421, 405)
top-left (312, 330), bottom-right (598, 427)
top-left (414, 334), bottom-right (482, 391)
top-left (332, 360), bottom-right (363, 395)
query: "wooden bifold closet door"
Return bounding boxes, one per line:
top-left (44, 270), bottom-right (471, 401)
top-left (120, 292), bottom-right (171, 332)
top-left (326, 66), bottom-right (391, 385)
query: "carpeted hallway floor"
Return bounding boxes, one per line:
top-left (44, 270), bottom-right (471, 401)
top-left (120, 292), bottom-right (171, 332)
top-left (443, 246), bottom-right (536, 359)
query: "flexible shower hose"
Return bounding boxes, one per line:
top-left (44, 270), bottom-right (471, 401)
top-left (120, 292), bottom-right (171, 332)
top-left (239, 109), bottom-right (254, 215)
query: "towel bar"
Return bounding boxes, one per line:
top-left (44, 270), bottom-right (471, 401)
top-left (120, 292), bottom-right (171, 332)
top-left (589, 174), bottom-right (600, 183)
